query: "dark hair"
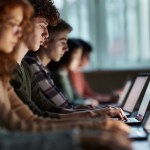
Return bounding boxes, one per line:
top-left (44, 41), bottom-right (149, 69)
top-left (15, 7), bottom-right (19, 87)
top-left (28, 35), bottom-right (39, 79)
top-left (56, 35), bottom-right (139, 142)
top-left (49, 38), bottom-right (82, 71)
top-left (77, 39), bottom-right (92, 55)
top-left (48, 19), bottom-right (73, 41)
top-left (0, 0), bottom-right (33, 83)
top-left (29, 0), bottom-right (60, 26)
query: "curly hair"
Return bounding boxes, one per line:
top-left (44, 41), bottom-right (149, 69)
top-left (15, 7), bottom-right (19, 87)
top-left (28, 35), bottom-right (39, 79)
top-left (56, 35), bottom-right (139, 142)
top-left (0, 0), bottom-right (33, 83)
top-left (29, 0), bottom-right (60, 26)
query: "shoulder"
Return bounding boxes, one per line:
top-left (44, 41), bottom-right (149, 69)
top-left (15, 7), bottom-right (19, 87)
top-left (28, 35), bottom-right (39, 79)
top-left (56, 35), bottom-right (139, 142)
top-left (24, 51), bottom-right (37, 65)
top-left (21, 60), bottom-right (33, 77)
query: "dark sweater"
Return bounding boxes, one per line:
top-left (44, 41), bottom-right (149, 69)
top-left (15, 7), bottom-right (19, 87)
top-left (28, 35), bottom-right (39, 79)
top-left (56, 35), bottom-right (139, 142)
top-left (10, 60), bottom-right (62, 119)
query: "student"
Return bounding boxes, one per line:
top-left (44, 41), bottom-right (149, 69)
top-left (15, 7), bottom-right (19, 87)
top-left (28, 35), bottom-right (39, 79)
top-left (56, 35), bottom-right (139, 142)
top-left (69, 39), bottom-right (119, 103)
top-left (0, 0), bottom-right (130, 132)
top-left (0, 0), bottom-right (130, 136)
top-left (25, 19), bottom-right (73, 109)
top-left (10, 0), bottom-right (69, 119)
top-left (20, 13), bottom-right (127, 120)
top-left (0, 0), bottom-right (92, 131)
top-left (25, 20), bottom-right (97, 108)
top-left (0, 1), bottom-right (132, 149)
top-left (48, 38), bottom-right (98, 107)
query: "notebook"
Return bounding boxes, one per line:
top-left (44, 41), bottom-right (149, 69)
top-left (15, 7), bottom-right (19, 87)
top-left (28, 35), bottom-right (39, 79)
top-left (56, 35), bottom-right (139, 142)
top-left (124, 80), bottom-right (150, 125)
top-left (122, 75), bottom-right (149, 116)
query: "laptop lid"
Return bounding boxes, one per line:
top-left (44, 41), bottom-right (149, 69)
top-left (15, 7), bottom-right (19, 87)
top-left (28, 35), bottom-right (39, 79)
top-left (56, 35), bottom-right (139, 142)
top-left (136, 82), bottom-right (150, 121)
top-left (123, 76), bottom-right (148, 113)
top-left (135, 81), bottom-right (150, 122)
top-left (117, 80), bottom-right (132, 106)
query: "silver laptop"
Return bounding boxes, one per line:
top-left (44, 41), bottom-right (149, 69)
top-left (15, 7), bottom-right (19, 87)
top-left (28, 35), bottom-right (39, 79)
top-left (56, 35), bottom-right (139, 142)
top-left (129, 114), bottom-right (150, 139)
top-left (125, 80), bottom-right (150, 125)
top-left (123, 76), bottom-right (148, 116)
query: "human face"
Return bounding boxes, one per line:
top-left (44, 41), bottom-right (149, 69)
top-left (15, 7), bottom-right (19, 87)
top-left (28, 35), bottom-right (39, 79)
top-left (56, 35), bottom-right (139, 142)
top-left (79, 53), bottom-right (90, 68)
top-left (69, 48), bottom-right (83, 71)
top-left (46, 31), bottom-right (69, 62)
top-left (27, 17), bottom-right (49, 51)
top-left (0, 7), bottom-right (23, 53)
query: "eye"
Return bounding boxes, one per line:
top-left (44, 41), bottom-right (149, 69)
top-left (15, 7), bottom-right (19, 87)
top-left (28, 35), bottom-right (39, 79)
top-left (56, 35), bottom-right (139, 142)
top-left (61, 40), bottom-right (67, 45)
top-left (8, 21), bottom-right (19, 28)
top-left (40, 25), bottom-right (44, 28)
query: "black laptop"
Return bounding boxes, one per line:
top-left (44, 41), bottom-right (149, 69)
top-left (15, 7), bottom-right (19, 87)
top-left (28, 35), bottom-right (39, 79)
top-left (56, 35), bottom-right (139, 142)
top-left (124, 80), bottom-right (150, 125)
top-left (122, 75), bottom-right (149, 117)
top-left (97, 78), bottom-right (133, 108)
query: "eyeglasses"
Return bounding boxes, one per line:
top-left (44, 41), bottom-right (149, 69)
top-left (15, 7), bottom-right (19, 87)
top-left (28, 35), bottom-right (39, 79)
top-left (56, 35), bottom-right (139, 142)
top-left (5, 21), bottom-right (22, 35)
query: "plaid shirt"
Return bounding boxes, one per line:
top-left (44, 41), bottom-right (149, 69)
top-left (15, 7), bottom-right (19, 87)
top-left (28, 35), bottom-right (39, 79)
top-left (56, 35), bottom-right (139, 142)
top-left (24, 52), bottom-right (72, 109)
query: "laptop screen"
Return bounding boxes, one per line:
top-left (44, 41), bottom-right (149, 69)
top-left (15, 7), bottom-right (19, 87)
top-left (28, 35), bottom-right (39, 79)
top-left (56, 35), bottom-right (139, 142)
top-left (123, 76), bottom-right (148, 113)
top-left (118, 80), bottom-right (132, 106)
top-left (145, 115), bottom-right (150, 132)
top-left (136, 81), bottom-right (150, 121)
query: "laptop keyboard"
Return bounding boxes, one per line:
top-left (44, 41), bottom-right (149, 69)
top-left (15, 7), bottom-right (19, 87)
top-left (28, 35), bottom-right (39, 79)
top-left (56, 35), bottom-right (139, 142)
top-left (130, 127), bottom-right (147, 137)
top-left (125, 117), bottom-right (140, 123)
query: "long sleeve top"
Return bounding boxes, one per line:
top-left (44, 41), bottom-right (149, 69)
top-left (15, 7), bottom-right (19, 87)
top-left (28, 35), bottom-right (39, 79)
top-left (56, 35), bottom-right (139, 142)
top-left (10, 60), bottom-right (62, 119)
top-left (0, 129), bottom-right (80, 150)
top-left (69, 70), bottom-right (95, 98)
top-left (0, 80), bottom-right (55, 132)
top-left (24, 52), bottom-right (72, 109)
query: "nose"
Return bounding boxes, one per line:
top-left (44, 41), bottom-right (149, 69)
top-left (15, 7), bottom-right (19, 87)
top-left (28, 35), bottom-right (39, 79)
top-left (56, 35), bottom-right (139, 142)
top-left (64, 44), bottom-right (69, 52)
top-left (42, 27), bottom-right (49, 39)
top-left (15, 26), bottom-right (23, 38)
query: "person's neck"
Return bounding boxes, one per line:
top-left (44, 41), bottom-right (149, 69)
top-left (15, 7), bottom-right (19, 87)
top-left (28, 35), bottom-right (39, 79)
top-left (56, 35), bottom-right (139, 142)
top-left (16, 42), bottom-right (29, 65)
top-left (37, 51), bottom-right (51, 67)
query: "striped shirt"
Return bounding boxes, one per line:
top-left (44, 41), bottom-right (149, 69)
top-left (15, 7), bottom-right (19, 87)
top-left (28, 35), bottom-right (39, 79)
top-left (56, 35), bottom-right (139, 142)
top-left (24, 52), bottom-right (72, 109)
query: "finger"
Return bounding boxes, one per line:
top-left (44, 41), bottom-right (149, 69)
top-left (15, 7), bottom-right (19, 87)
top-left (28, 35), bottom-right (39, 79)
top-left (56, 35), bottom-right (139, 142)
top-left (117, 108), bottom-right (125, 121)
top-left (120, 110), bottom-right (128, 121)
top-left (119, 112), bottom-right (124, 121)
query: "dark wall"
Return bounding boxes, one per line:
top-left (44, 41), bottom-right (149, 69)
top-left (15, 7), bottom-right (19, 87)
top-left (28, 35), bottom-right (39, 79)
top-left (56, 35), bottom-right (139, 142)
top-left (84, 69), bottom-right (150, 94)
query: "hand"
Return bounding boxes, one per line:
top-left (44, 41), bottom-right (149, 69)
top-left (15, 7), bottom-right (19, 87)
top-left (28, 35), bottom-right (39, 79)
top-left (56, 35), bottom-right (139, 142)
top-left (106, 106), bottom-right (128, 121)
top-left (71, 116), bottom-right (130, 135)
top-left (90, 117), bottom-right (130, 135)
top-left (94, 106), bottom-right (128, 121)
top-left (79, 130), bottom-right (132, 150)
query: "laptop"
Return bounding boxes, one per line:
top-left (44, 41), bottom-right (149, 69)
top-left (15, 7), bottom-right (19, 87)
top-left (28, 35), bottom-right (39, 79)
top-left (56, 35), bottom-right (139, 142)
top-left (97, 79), bottom-right (132, 109)
top-left (129, 114), bottom-right (150, 140)
top-left (124, 80), bottom-right (150, 125)
top-left (122, 75), bottom-right (149, 116)
top-left (117, 79), bottom-right (132, 107)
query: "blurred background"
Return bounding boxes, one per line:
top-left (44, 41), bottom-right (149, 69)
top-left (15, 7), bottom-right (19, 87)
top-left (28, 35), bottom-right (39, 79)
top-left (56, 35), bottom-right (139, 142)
top-left (54, 0), bottom-right (150, 70)
top-left (54, 0), bottom-right (150, 92)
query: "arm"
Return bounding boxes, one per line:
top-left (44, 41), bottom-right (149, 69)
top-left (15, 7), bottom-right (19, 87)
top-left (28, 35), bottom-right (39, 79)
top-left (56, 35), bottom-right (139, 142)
top-left (10, 64), bottom-right (60, 119)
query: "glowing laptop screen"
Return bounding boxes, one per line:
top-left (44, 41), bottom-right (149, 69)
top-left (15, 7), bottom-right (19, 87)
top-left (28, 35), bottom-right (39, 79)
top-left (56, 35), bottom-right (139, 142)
top-left (136, 81), bottom-right (150, 121)
top-left (118, 80), bottom-right (132, 106)
top-left (145, 115), bottom-right (150, 132)
top-left (123, 76), bottom-right (148, 113)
